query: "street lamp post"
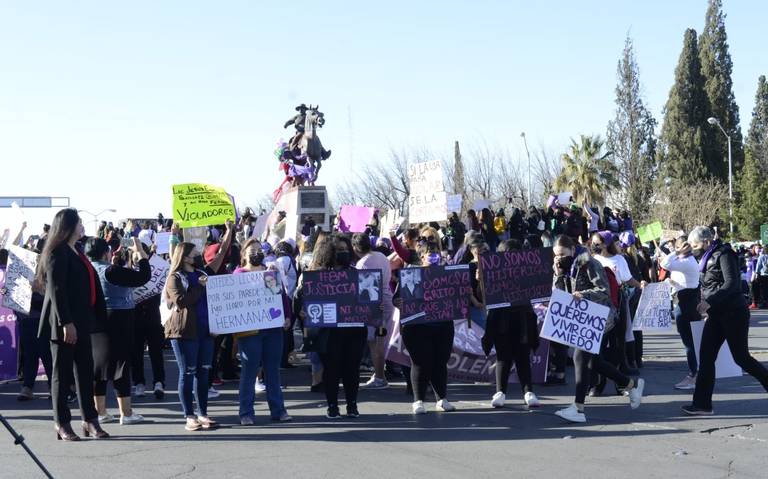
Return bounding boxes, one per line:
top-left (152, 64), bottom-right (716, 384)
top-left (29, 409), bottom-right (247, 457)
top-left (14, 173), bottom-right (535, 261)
top-left (707, 117), bottom-right (733, 236)
top-left (78, 208), bottom-right (117, 234)
top-left (521, 132), bottom-right (532, 207)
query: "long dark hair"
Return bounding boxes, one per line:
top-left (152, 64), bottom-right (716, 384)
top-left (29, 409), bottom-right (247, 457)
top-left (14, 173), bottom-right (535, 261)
top-left (309, 238), bottom-right (336, 270)
top-left (37, 208), bottom-right (81, 281)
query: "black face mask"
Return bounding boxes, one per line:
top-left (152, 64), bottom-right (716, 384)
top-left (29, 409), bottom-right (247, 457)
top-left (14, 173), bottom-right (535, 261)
top-left (248, 252), bottom-right (264, 267)
top-left (335, 251), bottom-right (351, 267)
top-left (590, 244), bottom-right (603, 255)
top-left (557, 256), bottom-right (574, 272)
top-left (192, 256), bottom-right (205, 269)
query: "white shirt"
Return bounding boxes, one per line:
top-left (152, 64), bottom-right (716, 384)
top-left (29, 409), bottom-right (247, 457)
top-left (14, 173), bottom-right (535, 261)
top-left (660, 252), bottom-right (699, 292)
top-left (594, 254), bottom-right (634, 284)
top-left (274, 255), bottom-right (297, 298)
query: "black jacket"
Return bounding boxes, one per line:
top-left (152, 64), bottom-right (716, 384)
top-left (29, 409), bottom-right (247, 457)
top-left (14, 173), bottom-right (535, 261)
top-left (39, 244), bottom-right (107, 341)
top-left (700, 241), bottom-right (746, 315)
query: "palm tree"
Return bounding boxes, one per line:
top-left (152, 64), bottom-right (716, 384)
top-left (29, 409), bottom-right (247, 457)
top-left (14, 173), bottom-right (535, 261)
top-left (553, 135), bottom-right (618, 205)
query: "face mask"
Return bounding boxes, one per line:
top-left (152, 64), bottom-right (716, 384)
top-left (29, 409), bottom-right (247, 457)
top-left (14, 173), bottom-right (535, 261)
top-left (335, 251), bottom-right (351, 267)
top-left (692, 247), bottom-right (705, 259)
top-left (427, 253), bottom-right (441, 265)
top-left (590, 244), bottom-right (602, 255)
top-left (248, 252), bottom-right (264, 267)
top-left (557, 256), bottom-right (574, 272)
top-left (192, 256), bottom-right (205, 269)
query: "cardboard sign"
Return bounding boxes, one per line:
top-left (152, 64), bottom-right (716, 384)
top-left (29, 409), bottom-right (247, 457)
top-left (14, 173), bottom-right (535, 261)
top-left (409, 191), bottom-right (447, 224)
top-left (691, 320), bottom-right (742, 379)
top-left (472, 199), bottom-right (491, 212)
top-left (446, 194), bottom-right (462, 214)
top-left (480, 248), bottom-right (554, 309)
top-left (632, 282), bottom-right (673, 331)
top-left (155, 232), bottom-right (171, 255)
top-left (0, 267), bottom-right (18, 380)
top-left (301, 269), bottom-right (384, 328)
top-left (408, 160), bottom-right (444, 195)
top-left (132, 255), bottom-right (170, 304)
top-left (379, 209), bottom-right (404, 237)
top-left (338, 205), bottom-right (374, 233)
top-left (2, 246), bottom-right (38, 314)
top-left (540, 288), bottom-right (609, 354)
top-left (409, 160), bottom-right (447, 224)
top-left (183, 226), bottom-right (207, 254)
top-left (252, 214), bottom-right (269, 240)
top-left (399, 265), bottom-right (471, 325)
top-left (172, 183), bottom-right (236, 228)
top-left (637, 221), bottom-right (663, 243)
top-left (557, 192), bottom-right (573, 205)
top-left (207, 270), bottom-right (285, 334)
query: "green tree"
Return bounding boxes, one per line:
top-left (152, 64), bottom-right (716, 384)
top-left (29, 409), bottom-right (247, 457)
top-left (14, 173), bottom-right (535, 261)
top-left (747, 75), bottom-right (768, 174)
top-left (734, 150), bottom-right (768, 238)
top-left (658, 29), bottom-right (714, 183)
top-left (699, 0), bottom-right (744, 178)
top-left (606, 35), bottom-right (658, 222)
top-left (554, 135), bottom-right (618, 205)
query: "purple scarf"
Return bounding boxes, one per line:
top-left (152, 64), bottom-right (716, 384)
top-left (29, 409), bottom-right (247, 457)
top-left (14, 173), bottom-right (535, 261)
top-left (697, 241), bottom-right (719, 273)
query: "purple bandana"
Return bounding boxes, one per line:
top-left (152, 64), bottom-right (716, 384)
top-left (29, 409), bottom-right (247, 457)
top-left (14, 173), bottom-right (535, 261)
top-left (697, 241), bottom-right (719, 273)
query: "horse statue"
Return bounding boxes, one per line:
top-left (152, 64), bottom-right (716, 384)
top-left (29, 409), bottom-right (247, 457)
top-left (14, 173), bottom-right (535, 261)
top-left (273, 104), bottom-right (331, 202)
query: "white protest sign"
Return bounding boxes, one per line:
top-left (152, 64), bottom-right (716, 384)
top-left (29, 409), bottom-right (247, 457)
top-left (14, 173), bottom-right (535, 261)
top-left (183, 226), bottom-right (207, 253)
top-left (206, 271), bottom-right (285, 334)
top-left (408, 160), bottom-right (443, 195)
top-left (252, 214), bottom-right (269, 240)
top-left (408, 160), bottom-right (447, 224)
top-left (2, 246), bottom-right (38, 314)
top-left (557, 192), bottom-right (573, 205)
top-left (632, 282), bottom-right (673, 331)
top-left (155, 232), bottom-right (171, 256)
top-left (447, 194), bottom-right (462, 213)
top-left (133, 255), bottom-right (171, 304)
top-left (691, 320), bottom-right (742, 379)
top-left (540, 288), bottom-right (609, 354)
top-left (472, 199), bottom-right (491, 212)
top-left (0, 202), bottom-right (25, 249)
top-left (409, 192), bottom-right (447, 224)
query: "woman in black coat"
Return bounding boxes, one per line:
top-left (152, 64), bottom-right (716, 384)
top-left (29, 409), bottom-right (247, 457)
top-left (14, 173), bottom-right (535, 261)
top-left (38, 208), bottom-right (110, 441)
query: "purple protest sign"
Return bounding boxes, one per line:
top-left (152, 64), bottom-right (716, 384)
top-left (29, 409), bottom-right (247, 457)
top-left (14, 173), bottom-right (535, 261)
top-left (337, 205), bottom-right (374, 233)
top-left (481, 248), bottom-right (554, 309)
top-left (0, 267), bottom-right (19, 381)
top-left (399, 265), bottom-right (471, 325)
top-left (301, 269), bottom-right (383, 328)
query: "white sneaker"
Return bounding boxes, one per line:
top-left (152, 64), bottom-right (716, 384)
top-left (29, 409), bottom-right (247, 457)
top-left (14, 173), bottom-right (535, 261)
top-left (435, 399), bottom-right (456, 412)
top-left (491, 392), bottom-right (506, 408)
top-left (412, 400), bottom-right (426, 415)
top-left (120, 413), bottom-right (145, 425)
top-left (674, 375), bottom-right (696, 390)
top-left (153, 382), bottom-right (165, 399)
top-left (360, 377), bottom-right (390, 390)
top-left (254, 380), bottom-right (266, 394)
top-left (98, 413), bottom-right (116, 424)
top-left (555, 404), bottom-right (586, 423)
top-left (629, 378), bottom-right (645, 410)
top-left (524, 392), bottom-right (540, 408)
top-left (133, 383), bottom-right (146, 397)
top-left (207, 387), bottom-right (221, 399)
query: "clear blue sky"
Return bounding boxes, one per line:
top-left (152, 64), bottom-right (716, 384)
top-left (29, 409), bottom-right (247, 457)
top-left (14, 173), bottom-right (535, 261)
top-left (1, 1), bottom-right (765, 231)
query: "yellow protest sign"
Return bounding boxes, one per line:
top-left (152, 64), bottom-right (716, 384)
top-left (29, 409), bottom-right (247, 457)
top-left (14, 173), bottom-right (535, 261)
top-left (172, 183), bottom-right (236, 228)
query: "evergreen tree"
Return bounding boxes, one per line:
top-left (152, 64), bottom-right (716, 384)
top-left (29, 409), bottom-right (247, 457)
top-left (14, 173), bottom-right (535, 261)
top-left (747, 75), bottom-right (768, 174)
top-left (699, 0), bottom-right (744, 177)
top-left (658, 29), bottom-right (714, 183)
top-left (606, 35), bottom-right (657, 222)
top-left (735, 149), bottom-right (768, 238)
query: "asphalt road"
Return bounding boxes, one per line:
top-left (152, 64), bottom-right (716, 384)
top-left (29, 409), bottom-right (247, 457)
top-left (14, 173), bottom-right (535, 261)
top-left (1, 312), bottom-right (767, 479)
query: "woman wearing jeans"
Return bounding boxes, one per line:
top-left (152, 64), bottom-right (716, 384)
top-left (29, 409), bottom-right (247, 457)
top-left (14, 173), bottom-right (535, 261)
top-left (164, 242), bottom-right (218, 431)
top-left (233, 239), bottom-right (291, 425)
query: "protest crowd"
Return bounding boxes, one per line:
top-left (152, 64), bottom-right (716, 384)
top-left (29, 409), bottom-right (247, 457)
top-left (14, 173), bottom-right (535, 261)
top-left (1, 186), bottom-right (767, 441)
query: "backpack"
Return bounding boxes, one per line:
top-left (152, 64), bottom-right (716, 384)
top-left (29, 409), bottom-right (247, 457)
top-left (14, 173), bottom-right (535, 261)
top-left (603, 267), bottom-right (620, 308)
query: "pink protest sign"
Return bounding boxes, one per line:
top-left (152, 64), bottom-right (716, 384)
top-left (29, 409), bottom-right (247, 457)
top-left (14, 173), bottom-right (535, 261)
top-left (337, 205), bottom-right (374, 233)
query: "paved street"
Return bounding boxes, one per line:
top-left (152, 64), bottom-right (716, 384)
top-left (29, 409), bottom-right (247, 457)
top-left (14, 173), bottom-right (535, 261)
top-left (2, 312), bottom-right (767, 479)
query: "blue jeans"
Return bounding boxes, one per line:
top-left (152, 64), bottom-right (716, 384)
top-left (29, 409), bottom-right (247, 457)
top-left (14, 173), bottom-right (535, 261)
top-left (18, 314), bottom-right (52, 389)
top-left (171, 337), bottom-right (214, 417)
top-left (237, 328), bottom-right (286, 419)
top-left (674, 305), bottom-right (698, 375)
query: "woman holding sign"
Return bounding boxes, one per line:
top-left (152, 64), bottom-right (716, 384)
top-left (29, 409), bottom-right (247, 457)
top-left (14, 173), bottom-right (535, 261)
top-left (683, 226), bottom-right (768, 416)
top-left (164, 242), bottom-right (218, 432)
top-left (85, 237), bottom-right (151, 425)
top-left (233, 239), bottom-right (292, 425)
top-left (551, 235), bottom-right (644, 423)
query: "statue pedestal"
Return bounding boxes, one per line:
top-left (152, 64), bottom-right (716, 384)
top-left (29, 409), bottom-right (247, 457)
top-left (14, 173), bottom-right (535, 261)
top-left (267, 185), bottom-right (333, 242)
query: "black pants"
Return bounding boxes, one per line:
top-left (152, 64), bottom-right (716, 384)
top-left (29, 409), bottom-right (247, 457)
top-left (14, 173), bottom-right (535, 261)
top-left (51, 337), bottom-right (98, 426)
top-left (759, 276), bottom-right (768, 307)
top-left (491, 320), bottom-right (533, 395)
top-left (693, 306), bottom-right (768, 410)
top-left (574, 336), bottom-right (631, 405)
top-left (92, 310), bottom-right (135, 398)
top-left (281, 320), bottom-right (296, 366)
top-left (319, 327), bottom-right (367, 406)
top-left (132, 298), bottom-right (166, 387)
top-left (210, 334), bottom-right (237, 386)
top-left (401, 321), bottom-right (454, 402)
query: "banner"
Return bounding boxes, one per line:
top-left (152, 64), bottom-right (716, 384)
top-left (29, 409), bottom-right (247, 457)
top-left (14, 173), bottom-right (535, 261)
top-left (632, 282), bottom-right (673, 331)
top-left (155, 232), bottom-right (171, 255)
top-left (207, 270), bottom-right (285, 334)
top-left (691, 320), bottom-right (742, 379)
top-left (0, 267), bottom-right (18, 381)
top-left (133, 255), bottom-right (170, 304)
top-left (386, 308), bottom-right (549, 384)
top-left (172, 183), bottom-right (236, 228)
top-left (301, 269), bottom-right (384, 328)
top-left (337, 205), bottom-right (374, 233)
top-left (637, 221), bottom-right (663, 243)
top-left (183, 226), bottom-right (208, 254)
top-left (408, 160), bottom-right (447, 224)
top-left (2, 246), bottom-right (38, 315)
top-left (540, 288), bottom-right (609, 354)
top-left (480, 248), bottom-right (554, 309)
top-left (446, 194), bottom-right (462, 214)
top-left (399, 265), bottom-right (471, 325)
